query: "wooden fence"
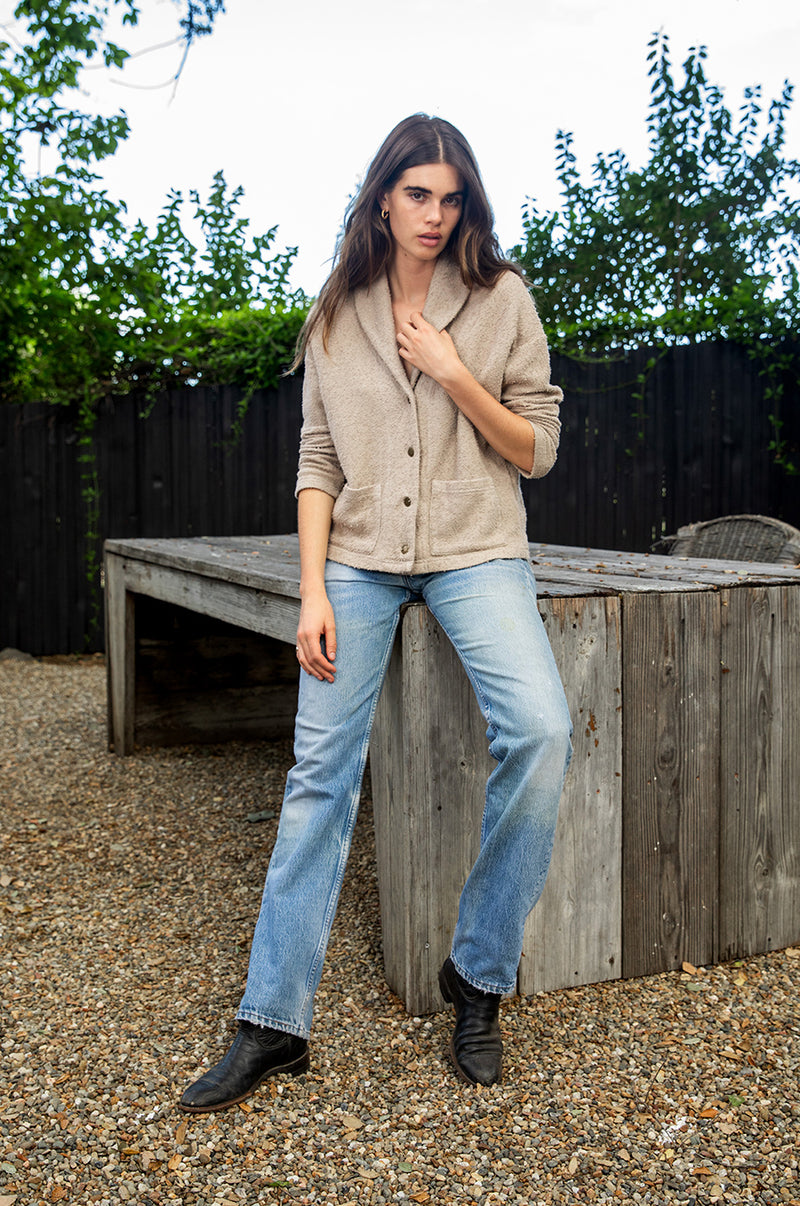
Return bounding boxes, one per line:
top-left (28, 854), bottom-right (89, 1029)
top-left (2, 342), bottom-right (799, 655)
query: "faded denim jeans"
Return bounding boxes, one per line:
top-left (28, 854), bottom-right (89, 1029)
top-left (237, 558), bottom-right (572, 1038)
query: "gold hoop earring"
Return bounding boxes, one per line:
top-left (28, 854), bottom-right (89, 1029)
top-left (381, 208), bottom-right (389, 220)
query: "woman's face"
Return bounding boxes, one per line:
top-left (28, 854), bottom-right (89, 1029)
top-left (380, 162), bottom-right (464, 266)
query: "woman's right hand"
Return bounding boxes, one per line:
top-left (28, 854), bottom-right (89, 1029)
top-left (296, 587), bottom-right (337, 682)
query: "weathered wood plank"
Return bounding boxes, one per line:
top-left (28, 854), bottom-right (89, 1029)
top-left (104, 535), bottom-right (303, 597)
top-left (622, 591), bottom-right (720, 977)
top-left (371, 605), bottom-right (489, 1016)
top-left (369, 635), bottom-right (409, 1002)
top-left (105, 535), bottom-right (800, 610)
top-left (530, 543), bottom-right (800, 586)
top-left (719, 585), bottom-right (800, 957)
top-left (531, 564), bottom-right (707, 595)
top-left (119, 558), bottom-right (301, 644)
top-left (104, 552), bottom-right (136, 754)
top-left (520, 595), bottom-right (623, 994)
top-left (373, 594), bottom-right (625, 1012)
top-left (533, 579), bottom-right (609, 598)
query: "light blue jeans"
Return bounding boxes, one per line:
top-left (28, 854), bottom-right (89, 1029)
top-left (237, 558), bottom-right (572, 1038)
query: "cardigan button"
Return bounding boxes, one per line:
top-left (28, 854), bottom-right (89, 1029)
top-left (401, 543), bottom-right (409, 554)
top-left (403, 496), bottom-right (411, 507)
top-left (407, 447), bottom-right (415, 456)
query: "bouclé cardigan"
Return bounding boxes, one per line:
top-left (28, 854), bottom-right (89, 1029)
top-left (295, 256), bottom-right (562, 575)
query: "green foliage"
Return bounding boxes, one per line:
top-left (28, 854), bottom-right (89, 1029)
top-left (106, 172), bottom-right (308, 404)
top-left (0, 0), bottom-right (306, 412)
top-left (167, 303), bottom-right (309, 436)
top-left (0, 0), bottom-right (305, 647)
top-left (511, 32), bottom-right (800, 355)
top-left (76, 385), bottom-right (102, 635)
top-left (2, 0), bottom-right (128, 402)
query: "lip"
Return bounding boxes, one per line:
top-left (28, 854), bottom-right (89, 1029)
top-left (418, 233), bottom-right (441, 245)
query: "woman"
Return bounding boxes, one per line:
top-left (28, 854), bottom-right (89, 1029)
top-left (179, 114), bottom-right (572, 1111)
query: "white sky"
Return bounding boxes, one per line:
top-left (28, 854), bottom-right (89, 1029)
top-left (14, 0), bottom-right (800, 296)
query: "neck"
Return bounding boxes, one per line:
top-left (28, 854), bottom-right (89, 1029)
top-left (387, 253), bottom-right (437, 309)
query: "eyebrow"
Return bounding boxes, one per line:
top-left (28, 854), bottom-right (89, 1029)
top-left (402, 185), bottom-right (464, 197)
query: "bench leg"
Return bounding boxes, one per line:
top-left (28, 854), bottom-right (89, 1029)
top-left (105, 551), bottom-right (136, 755)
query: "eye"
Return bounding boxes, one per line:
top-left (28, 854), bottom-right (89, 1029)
top-left (443, 195), bottom-right (462, 207)
top-left (409, 191), bottom-right (425, 201)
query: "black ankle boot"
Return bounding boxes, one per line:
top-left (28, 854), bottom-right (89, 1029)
top-left (178, 1021), bottom-right (309, 1113)
top-left (438, 957), bottom-right (502, 1086)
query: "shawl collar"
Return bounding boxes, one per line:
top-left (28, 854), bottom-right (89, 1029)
top-left (353, 256), bottom-right (472, 394)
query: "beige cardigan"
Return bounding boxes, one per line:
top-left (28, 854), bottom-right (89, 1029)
top-left (295, 256), bottom-right (563, 574)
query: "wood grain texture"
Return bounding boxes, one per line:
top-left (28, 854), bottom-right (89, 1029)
top-left (104, 551), bottom-right (136, 755)
top-left (119, 558), bottom-right (300, 644)
top-left (371, 605), bottom-right (489, 1016)
top-left (373, 595), bottom-right (624, 1011)
top-left (104, 535), bottom-right (303, 597)
top-left (520, 595), bottom-right (623, 994)
top-left (529, 543), bottom-right (800, 586)
top-left (622, 590), bottom-right (721, 977)
top-left (719, 585), bottom-right (800, 957)
top-left (105, 535), bottom-right (800, 604)
top-left (101, 534), bottom-right (800, 1013)
top-left (369, 635), bottom-right (410, 1002)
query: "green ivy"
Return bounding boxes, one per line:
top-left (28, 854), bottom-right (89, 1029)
top-left (76, 387), bottom-right (102, 641)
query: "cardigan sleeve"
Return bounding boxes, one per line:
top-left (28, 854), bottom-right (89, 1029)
top-left (499, 276), bottom-right (563, 480)
top-left (294, 342), bottom-right (346, 500)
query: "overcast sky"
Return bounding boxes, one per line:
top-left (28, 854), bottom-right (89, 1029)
top-left (31, 0), bottom-right (800, 295)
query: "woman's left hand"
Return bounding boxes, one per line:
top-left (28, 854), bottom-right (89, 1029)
top-left (396, 311), bottom-right (462, 386)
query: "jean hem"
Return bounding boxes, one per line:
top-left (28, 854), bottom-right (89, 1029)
top-left (235, 1010), bottom-right (310, 1041)
top-left (450, 952), bottom-right (517, 998)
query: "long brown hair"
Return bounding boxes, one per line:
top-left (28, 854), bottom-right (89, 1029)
top-left (292, 113), bottom-right (521, 366)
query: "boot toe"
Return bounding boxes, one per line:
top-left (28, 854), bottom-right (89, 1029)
top-left (450, 1035), bottom-right (502, 1086)
top-left (178, 1024), bottom-right (309, 1113)
top-left (179, 1069), bottom-right (229, 1111)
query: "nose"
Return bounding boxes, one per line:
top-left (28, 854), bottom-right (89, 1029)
top-left (426, 200), bottom-right (442, 226)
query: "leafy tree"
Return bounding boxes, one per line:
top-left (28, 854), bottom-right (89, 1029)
top-left (511, 32), bottom-right (800, 355)
top-left (1, 0), bottom-right (307, 645)
top-left (0, 0), bottom-right (305, 408)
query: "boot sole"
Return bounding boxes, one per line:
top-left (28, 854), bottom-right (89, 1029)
top-left (177, 1049), bottom-right (310, 1114)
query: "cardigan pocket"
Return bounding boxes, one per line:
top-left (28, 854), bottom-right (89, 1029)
top-left (330, 483), bottom-right (382, 556)
top-left (429, 477), bottom-right (505, 557)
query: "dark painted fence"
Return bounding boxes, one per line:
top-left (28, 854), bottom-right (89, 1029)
top-left (2, 343), bottom-right (799, 654)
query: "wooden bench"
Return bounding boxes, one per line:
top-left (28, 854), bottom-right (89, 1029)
top-left (104, 535), bottom-right (800, 1015)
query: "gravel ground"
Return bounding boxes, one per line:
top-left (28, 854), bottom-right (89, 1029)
top-left (1, 655), bottom-right (799, 1206)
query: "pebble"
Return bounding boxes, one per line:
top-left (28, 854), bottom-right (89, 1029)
top-left (1, 658), bottom-right (799, 1205)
